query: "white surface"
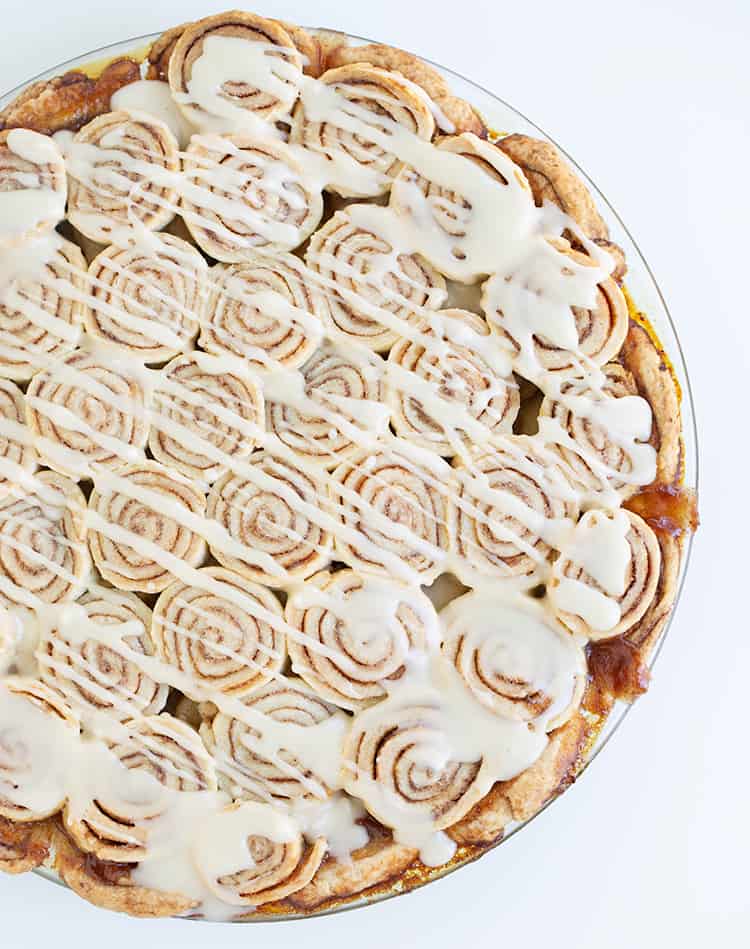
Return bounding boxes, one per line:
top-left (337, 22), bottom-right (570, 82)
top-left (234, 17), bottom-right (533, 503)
top-left (0, 0), bottom-right (747, 946)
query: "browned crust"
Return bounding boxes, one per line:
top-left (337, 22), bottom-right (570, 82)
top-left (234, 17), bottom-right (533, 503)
top-left (622, 530), bottom-right (684, 659)
top-left (0, 59), bottom-right (140, 135)
top-left (146, 23), bottom-right (191, 80)
top-left (0, 815), bottom-right (54, 873)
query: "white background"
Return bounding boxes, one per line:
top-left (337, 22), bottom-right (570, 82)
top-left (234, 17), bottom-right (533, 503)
top-left (0, 0), bottom-right (747, 946)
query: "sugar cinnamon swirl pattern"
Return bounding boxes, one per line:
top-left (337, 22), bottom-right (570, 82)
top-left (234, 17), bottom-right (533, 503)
top-left (0, 130), bottom-right (67, 247)
top-left (0, 380), bottom-right (36, 494)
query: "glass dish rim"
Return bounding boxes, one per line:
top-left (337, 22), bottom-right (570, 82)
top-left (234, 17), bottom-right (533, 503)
top-left (0, 24), bottom-right (699, 923)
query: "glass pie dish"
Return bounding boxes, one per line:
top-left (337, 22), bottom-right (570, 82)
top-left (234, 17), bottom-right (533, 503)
top-left (0, 25), bottom-right (698, 922)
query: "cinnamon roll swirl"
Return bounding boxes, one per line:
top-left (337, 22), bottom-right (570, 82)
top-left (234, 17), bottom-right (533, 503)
top-left (206, 454), bottom-right (332, 585)
top-left (441, 591), bottom-right (586, 731)
top-left (291, 63), bottom-right (435, 198)
top-left (0, 380), bottom-right (36, 496)
top-left (181, 136), bottom-right (323, 260)
top-left (482, 239), bottom-right (628, 376)
top-left (87, 461), bottom-right (207, 594)
top-left (548, 509), bottom-right (662, 640)
top-left (306, 208), bottom-right (447, 352)
top-left (201, 254), bottom-right (325, 369)
top-left (387, 308), bottom-right (519, 456)
top-left (0, 472), bottom-right (89, 607)
top-left (192, 801), bottom-right (326, 907)
top-left (266, 343), bottom-right (387, 469)
top-left (286, 569), bottom-right (437, 710)
top-left (64, 713), bottom-right (217, 862)
top-left (0, 130), bottom-right (66, 247)
top-left (539, 363), bottom-right (656, 499)
top-left (168, 12), bottom-right (303, 128)
top-left (83, 233), bottom-right (208, 363)
top-left (200, 675), bottom-right (342, 802)
top-left (0, 237), bottom-right (85, 381)
top-left (66, 110), bottom-right (180, 244)
top-left (37, 586), bottom-right (168, 721)
top-left (0, 677), bottom-right (79, 821)
top-left (149, 352), bottom-right (264, 484)
top-left (152, 567), bottom-right (285, 697)
top-left (453, 436), bottom-right (578, 586)
top-left (25, 349), bottom-right (150, 478)
top-left (331, 446), bottom-right (454, 582)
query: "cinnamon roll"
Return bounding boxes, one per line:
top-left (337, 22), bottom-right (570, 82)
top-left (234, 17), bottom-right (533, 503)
top-left (87, 461), bottom-right (207, 594)
top-left (64, 713), bottom-right (217, 862)
top-left (192, 801), bottom-right (326, 907)
top-left (482, 238), bottom-right (628, 376)
top-left (25, 349), bottom-right (150, 478)
top-left (201, 253), bottom-right (325, 369)
top-left (291, 63), bottom-right (435, 198)
top-left (285, 569), bottom-right (437, 710)
top-left (181, 136), bottom-right (323, 260)
top-left (548, 509), bottom-right (662, 640)
top-left (206, 454), bottom-right (332, 585)
top-left (37, 586), bottom-right (168, 721)
top-left (200, 675), bottom-right (342, 802)
top-left (0, 130), bottom-right (66, 247)
top-left (66, 110), bottom-right (180, 244)
top-left (152, 567), bottom-right (285, 697)
top-left (0, 380), bottom-right (36, 496)
top-left (168, 12), bottom-right (303, 128)
top-left (0, 237), bottom-right (85, 381)
top-left (441, 591), bottom-right (586, 731)
top-left (266, 343), bottom-right (387, 469)
top-left (0, 677), bottom-right (79, 821)
top-left (539, 363), bottom-right (656, 499)
top-left (453, 436), bottom-right (578, 586)
top-left (149, 352), bottom-right (264, 484)
top-left (331, 445), bottom-right (454, 582)
top-left (306, 207), bottom-right (447, 352)
top-left (0, 471), bottom-right (89, 607)
top-left (387, 308), bottom-right (519, 457)
top-left (83, 233), bottom-right (208, 363)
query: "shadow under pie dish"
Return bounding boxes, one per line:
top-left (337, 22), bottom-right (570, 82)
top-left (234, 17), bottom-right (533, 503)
top-left (0, 9), bottom-right (698, 921)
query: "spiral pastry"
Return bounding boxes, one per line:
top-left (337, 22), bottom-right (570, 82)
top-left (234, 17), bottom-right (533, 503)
top-left (206, 454), bottom-right (332, 585)
top-left (149, 352), bottom-right (264, 484)
top-left (285, 569), bottom-right (436, 710)
top-left (65, 713), bottom-right (217, 862)
top-left (83, 234), bottom-right (207, 364)
top-left (0, 130), bottom-right (66, 247)
top-left (387, 308), bottom-right (519, 456)
top-left (193, 801), bottom-right (326, 907)
top-left (0, 471), bottom-right (89, 607)
top-left (266, 343), bottom-right (386, 469)
top-left (441, 591), bottom-right (586, 731)
top-left (290, 63), bottom-right (435, 198)
top-left (306, 208), bottom-right (447, 352)
top-left (37, 585), bottom-right (168, 721)
top-left (390, 133), bottom-right (531, 281)
top-left (25, 349), bottom-right (150, 478)
top-left (0, 237), bottom-right (85, 381)
top-left (168, 12), bottom-right (303, 127)
top-left (0, 677), bottom-right (79, 821)
top-left (549, 509), bottom-right (662, 640)
top-left (331, 446), bottom-right (454, 582)
top-left (482, 239), bottom-right (629, 376)
top-left (200, 675), bottom-right (341, 803)
top-left (342, 694), bottom-right (486, 835)
top-left (66, 109), bottom-right (179, 244)
top-left (201, 254), bottom-right (326, 369)
top-left (88, 461), bottom-right (207, 594)
top-left (181, 135), bottom-right (323, 261)
top-left (454, 436), bottom-right (578, 586)
top-left (152, 567), bottom-right (285, 697)
top-left (0, 380), bottom-right (36, 496)
top-left (539, 363), bottom-right (654, 499)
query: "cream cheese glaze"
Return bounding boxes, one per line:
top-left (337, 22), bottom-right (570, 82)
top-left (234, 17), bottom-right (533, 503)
top-left (0, 26), bottom-right (664, 918)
